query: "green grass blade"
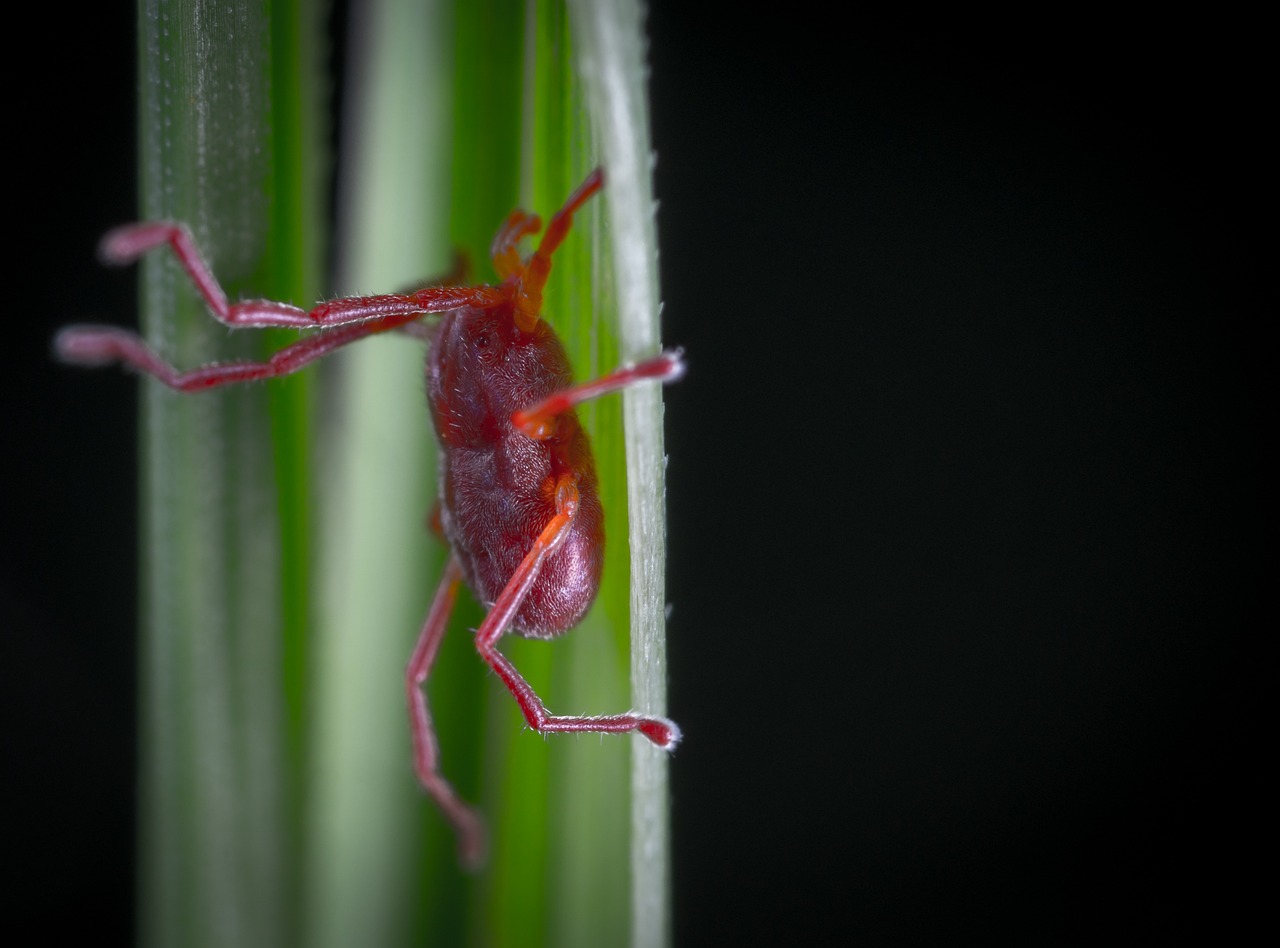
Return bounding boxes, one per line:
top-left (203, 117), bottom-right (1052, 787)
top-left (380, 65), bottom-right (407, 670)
top-left (134, 1), bottom-right (324, 945)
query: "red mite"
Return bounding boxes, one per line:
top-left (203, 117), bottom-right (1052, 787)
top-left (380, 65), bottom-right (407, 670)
top-left (55, 169), bottom-right (682, 867)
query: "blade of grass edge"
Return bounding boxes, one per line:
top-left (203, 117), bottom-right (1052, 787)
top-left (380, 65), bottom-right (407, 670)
top-left (568, 3), bottom-right (675, 947)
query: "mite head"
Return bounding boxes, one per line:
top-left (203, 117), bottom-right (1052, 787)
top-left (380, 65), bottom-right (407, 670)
top-left (428, 304), bottom-right (574, 447)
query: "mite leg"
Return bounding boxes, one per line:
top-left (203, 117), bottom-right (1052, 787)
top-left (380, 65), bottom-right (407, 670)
top-left (101, 221), bottom-right (508, 329)
top-left (490, 209), bottom-right (542, 281)
top-left (55, 317), bottom-right (411, 393)
top-left (406, 555), bottom-right (486, 867)
top-left (100, 222), bottom-right (321, 329)
top-left (394, 252), bottom-right (474, 342)
top-left (513, 350), bottom-right (686, 439)
top-left (474, 475), bottom-right (682, 749)
top-left (513, 168), bottom-right (605, 331)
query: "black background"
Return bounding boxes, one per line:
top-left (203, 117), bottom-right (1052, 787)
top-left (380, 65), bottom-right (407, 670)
top-left (6, 5), bottom-right (1265, 943)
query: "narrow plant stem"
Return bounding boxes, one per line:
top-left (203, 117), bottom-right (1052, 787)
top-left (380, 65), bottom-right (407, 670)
top-left (569, 2), bottom-right (675, 947)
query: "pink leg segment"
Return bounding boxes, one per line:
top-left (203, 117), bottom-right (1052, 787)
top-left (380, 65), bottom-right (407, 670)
top-left (99, 222), bottom-right (316, 328)
top-left (512, 349), bottom-right (686, 440)
top-left (406, 556), bottom-right (487, 868)
top-left (98, 220), bottom-right (509, 330)
top-left (59, 223), bottom-right (519, 390)
top-left (54, 318), bottom-right (408, 392)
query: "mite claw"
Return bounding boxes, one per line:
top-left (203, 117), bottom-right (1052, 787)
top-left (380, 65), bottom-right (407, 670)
top-left (640, 717), bottom-right (683, 750)
top-left (654, 349), bottom-right (687, 382)
top-left (53, 325), bottom-right (127, 366)
top-left (98, 221), bottom-right (177, 265)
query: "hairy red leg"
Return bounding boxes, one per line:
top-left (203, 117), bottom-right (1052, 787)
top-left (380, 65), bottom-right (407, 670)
top-left (514, 168), bottom-right (606, 331)
top-left (391, 253), bottom-right (476, 343)
top-left (101, 223), bottom-right (318, 329)
top-left (54, 316), bottom-right (413, 392)
top-left (406, 555), bottom-right (486, 868)
top-left (474, 474), bottom-right (682, 750)
top-left (512, 350), bottom-right (686, 439)
top-left (101, 220), bottom-right (509, 330)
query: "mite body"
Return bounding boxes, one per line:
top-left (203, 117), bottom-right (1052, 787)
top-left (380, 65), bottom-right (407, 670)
top-left (55, 169), bottom-right (682, 867)
top-left (430, 305), bottom-right (602, 637)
